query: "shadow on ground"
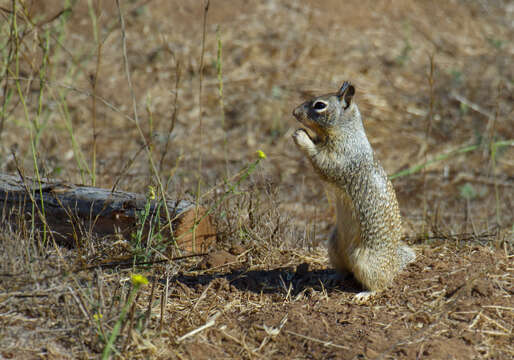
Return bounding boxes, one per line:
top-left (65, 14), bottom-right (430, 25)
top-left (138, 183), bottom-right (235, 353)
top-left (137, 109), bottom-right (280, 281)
top-left (168, 264), bottom-right (363, 296)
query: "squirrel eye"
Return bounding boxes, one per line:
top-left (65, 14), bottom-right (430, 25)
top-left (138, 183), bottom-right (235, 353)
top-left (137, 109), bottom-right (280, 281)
top-left (313, 101), bottom-right (327, 111)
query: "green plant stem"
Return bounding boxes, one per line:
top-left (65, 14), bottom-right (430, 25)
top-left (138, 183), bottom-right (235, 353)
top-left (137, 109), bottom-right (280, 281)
top-left (57, 89), bottom-right (90, 183)
top-left (175, 158), bottom-right (263, 242)
top-left (88, 0), bottom-right (101, 186)
top-left (116, 0), bottom-right (178, 251)
top-left (10, 0), bottom-right (48, 245)
top-left (389, 140), bottom-right (513, 180)
top-left (101, 283), bottom-right (141, 359)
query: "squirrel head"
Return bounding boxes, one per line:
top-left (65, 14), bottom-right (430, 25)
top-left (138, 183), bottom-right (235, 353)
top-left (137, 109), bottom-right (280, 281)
top-left (292, 81), bottom-right (359, 143)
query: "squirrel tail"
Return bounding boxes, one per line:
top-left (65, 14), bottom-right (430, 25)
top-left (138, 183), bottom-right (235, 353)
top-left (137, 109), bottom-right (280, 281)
top-left (398, 244), bottom-right (416, 269)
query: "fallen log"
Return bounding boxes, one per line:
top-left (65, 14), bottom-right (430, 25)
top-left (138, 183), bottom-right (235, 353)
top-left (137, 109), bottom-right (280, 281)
top-left (0, 173), bottom-right (215, 253)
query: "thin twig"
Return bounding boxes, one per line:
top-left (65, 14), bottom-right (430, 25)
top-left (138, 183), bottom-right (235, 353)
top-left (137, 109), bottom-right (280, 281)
top-left (115, 0), bottom-right (178, 251)
top-left (177, 311), bottom-right (220, 342)
top-left (421, 53), bottom-right (436, 240)
top-left (8, 76), bottom-right (136, 123)
top-left (159, 61), bottom-right (181, 173)
top-left (82, 252), bottom-right (208, 271)
top-left (450, 91), bottom-right (494, 120)
top-left (285, 330), bottom-right (349, 350)
top-left (193, 0), bottom-right (210, 253)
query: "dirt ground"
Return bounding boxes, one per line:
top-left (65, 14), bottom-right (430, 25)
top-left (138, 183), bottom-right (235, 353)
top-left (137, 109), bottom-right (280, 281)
top-left (162, 243), bottom-right (513, 360)
top-left (0, 0), bottom-right (513, 359)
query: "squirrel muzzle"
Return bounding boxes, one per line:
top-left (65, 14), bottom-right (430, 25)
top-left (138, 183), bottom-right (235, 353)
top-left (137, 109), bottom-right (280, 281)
top-left (293, 103), bottom-right (324, 143)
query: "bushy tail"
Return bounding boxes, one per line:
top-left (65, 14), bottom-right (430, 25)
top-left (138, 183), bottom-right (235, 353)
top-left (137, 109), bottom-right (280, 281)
top-left (398, 243), bottom-right (416, 269)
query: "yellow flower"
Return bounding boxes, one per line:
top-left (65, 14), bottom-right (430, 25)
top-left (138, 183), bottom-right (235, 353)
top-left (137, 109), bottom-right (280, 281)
top-left (147, 186), bottom-right (156, 200)
top-left (131, 274), bottom-right (149, 286)
top-left (257, 150), bottom-right (267, 159)
top-left (93, 312), bottom-right (103, 321)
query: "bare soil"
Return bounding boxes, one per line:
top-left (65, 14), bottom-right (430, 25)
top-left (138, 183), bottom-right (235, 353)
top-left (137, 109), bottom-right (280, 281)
top-left (168, 244), bottom-right (512, 360)
top-left (0, 0), bottom-right (512, 359)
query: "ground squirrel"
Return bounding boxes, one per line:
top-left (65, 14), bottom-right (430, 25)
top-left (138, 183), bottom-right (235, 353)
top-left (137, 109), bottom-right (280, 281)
top-left (292, 81), bottom-right (415, 303)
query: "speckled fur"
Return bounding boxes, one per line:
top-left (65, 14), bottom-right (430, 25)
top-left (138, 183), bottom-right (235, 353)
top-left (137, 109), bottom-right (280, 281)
top-left (292, 82), bottom-right (415, 293)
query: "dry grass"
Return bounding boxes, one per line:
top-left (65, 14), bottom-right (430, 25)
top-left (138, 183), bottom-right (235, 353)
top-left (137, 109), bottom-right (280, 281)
top-left (0, 0), bottom-right (513, 358)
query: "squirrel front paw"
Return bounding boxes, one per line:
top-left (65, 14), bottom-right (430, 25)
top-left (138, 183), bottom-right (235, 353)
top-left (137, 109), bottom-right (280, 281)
top-left (292, 128), bottom-right (314, 150)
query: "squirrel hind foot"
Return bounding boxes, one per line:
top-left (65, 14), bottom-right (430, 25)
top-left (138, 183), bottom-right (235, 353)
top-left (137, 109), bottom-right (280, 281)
top-left (398, 244), bottom-right (416, 270)
top-left (353, 291), bottom-right (377, 305)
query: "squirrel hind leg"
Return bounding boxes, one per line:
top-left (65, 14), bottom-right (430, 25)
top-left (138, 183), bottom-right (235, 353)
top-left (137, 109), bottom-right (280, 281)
top-left (328, 227), bottom-right (352, 275)
top-left (398, 244), bottom-right (416, 269)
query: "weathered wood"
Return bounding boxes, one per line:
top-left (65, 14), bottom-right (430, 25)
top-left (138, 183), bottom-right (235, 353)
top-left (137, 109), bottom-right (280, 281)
top-left (0, 173), bottom-right (215, 253)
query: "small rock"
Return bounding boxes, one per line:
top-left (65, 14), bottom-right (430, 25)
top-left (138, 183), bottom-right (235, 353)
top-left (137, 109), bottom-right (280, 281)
top-left (199, 250), bottom-right (237, 269)
top-left (471, 280), bottom-right (492, 297)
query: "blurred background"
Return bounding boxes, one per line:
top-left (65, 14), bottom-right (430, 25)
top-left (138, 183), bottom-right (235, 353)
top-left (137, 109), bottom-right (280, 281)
top-left (1, 0), bottom-right (512, 247)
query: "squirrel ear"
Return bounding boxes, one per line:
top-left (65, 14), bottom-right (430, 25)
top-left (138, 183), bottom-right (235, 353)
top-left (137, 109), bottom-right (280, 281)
top-left (337, 81), bottom-right (355, 108)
